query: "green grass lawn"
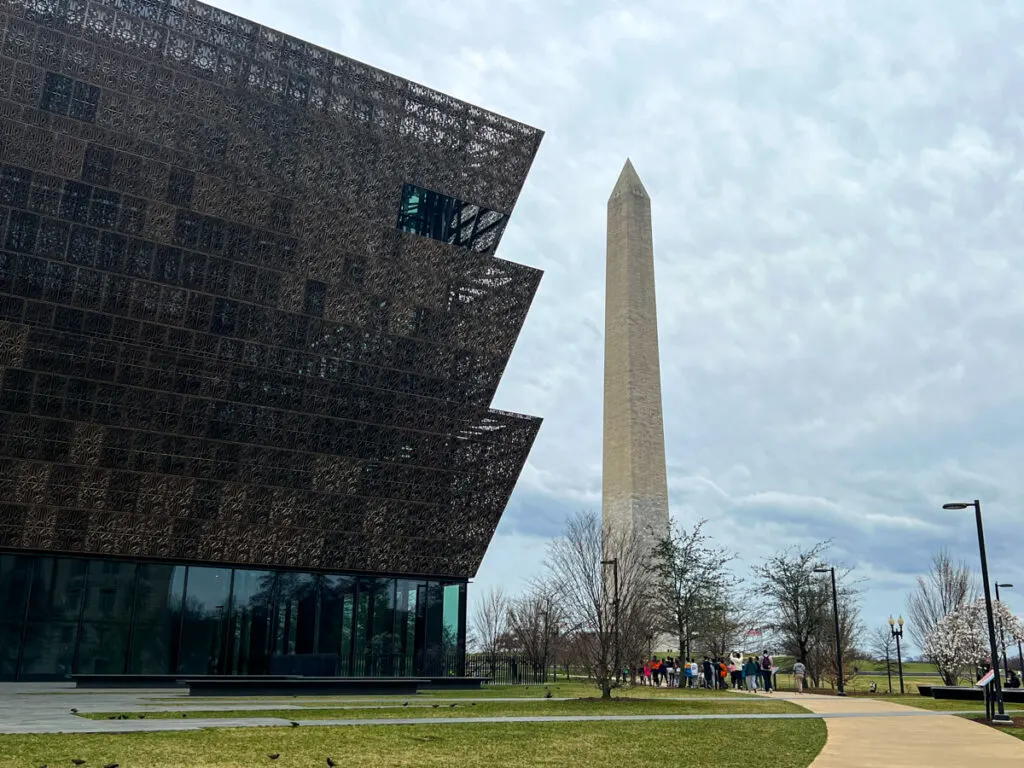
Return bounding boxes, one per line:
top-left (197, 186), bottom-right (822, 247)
top-left (0, 719), bottom-right (828, 768)
top-left (959, 714), bottom-right (1024, 741)
top-left (80, 695), bottom-right (806, 721)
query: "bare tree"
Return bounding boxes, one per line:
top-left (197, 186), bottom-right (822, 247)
top-left (906, 548), bottom-right (977, 685)
top-left (470, 586), bottom-right (509, 656)
top-left (650, 519), bottom-right (739, 660)
top-left (752, 541), bottom-right (861, 689)
top-left (545, 510), bottom-right (655, 698)
top-left (870, 625), bottom-right (898, 694)
top-left (507, 583), bottom-right (562, 682)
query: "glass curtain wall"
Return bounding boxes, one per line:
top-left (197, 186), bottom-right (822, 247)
top-left (0, 552), bottom-right (466, 680)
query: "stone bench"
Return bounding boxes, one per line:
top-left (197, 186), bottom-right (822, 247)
top-left (184, 677), bottom-right (428, 697)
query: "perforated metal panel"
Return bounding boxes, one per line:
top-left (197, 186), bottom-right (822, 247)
top-left (0, 0), bottom-right (543, 578)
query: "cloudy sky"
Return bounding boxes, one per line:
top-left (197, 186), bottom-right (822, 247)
top-left (212, 0), bottom-right (1024, 651)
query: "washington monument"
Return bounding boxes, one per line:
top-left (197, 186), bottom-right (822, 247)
top-left (602, 159), bottom-right (670, 552)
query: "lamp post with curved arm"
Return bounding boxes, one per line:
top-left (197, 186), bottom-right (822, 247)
top-left (942, 500), bottom-right (1011, 723)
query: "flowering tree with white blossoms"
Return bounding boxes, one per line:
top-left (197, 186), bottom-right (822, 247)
top-left (924, 599), bottom-right (1024, 684)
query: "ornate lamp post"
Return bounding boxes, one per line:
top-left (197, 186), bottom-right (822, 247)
top-left (814, 565), bottom-right (846, 696)
top-left (942, 500), bottom-right (1011, 723)
top-left (889, 615), bottom-right (905, 694)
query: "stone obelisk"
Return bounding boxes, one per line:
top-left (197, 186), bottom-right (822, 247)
top-left (602, 159), bottom-right (670, 553)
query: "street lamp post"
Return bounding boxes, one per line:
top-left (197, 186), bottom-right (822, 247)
top-left (601, 558), bottom-right (620, 683)
top-left (889, 615), bottom-right (905, 694)
top-left (942, 500), bottom-right (1011, 723)
top-left (995, 583), bottom-right (1014, 679)
top-left (814, 565), bottom-right (846, 696)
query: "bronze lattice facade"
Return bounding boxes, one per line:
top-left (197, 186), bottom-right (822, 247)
top-left (0, 0), bottom-right (543, 580)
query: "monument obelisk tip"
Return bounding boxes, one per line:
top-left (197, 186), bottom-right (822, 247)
top-left (609, 158), bottom-right (649, 202)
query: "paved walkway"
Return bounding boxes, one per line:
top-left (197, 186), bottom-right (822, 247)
top-left (764, 692), bottom-right (1024, 767)
top-left (4, 683), bottom-right (1024, 768)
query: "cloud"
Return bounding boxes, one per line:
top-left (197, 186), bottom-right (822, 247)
top-left (210, 0), bottom-right (1024, 651)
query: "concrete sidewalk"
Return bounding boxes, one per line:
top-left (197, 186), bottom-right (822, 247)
top-left (768, 692), bottom-right (1024, 767)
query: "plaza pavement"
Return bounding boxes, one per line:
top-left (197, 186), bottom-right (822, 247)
top-left (763, 691), bottom-right (1024, 767)
top-left (3, 683), bottom-right (1024, 767)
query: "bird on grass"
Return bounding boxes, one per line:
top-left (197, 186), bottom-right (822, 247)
top-left (402, 702), bottom-right (409, 707)
top-left (431, 704), bottom-right (438, 709)
top-left (181, 713), bottom-right (187, 718)
top-left (289, 721), bottom-right (300, 727)
top-left (471, 703), bottom-right (476, 706)
top-left (107, 716), bottom-right (116, 720)
top-left (103, 763), bottom-right (119, 768)
top-left (327, 759), bottom-right (336, 767)
top-left (138, 715), bottom-right (146, 720)
top-left (449, 703), bottom-right (457, 709)
top-left (267, 753), bottom-right (280, 760)
top-left (72, 760), bottom-right (85, 766)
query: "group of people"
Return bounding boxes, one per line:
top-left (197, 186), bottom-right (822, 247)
top-left (629, 651), bottom-right (777, 692)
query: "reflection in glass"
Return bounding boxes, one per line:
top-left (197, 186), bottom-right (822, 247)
top-left (226, 569), bottom-right (274, 675)
top-left (394, 580), bottom-right (418, 676)
top-left (20, 622), bottom-right (79, 679)
top-left (27, 557), bottom-right (86, 621)
top-left (319, 575), bottom-right (355, 673)
top-left (129, 564), bottom-right (185, 674)
top-left (0, 555), bottom-right (32, 680)
top-left (275, 572), bottom-right (317, 657)
top-left (421, 581), bottom-right (444, 676)
top-left (177, 567), bottom-right (231, 675)
top-left (76, 560), bottom-right (136, 674)
top-left (368, 578), bottom-right (396, 675)
top-left (20, 558), bottom-right (86, 680)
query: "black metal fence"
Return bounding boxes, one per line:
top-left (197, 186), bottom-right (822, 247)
top-left (466, 654), bottom-right (567, 685)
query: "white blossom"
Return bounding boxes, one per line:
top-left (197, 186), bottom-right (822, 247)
top-left (923, 599), bottom-right (1024, 683)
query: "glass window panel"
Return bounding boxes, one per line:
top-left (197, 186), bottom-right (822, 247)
top-left (20, 622), bottom-right (78, 679)
top-left (225, 570), bottom-right (275, 675)
top-left (82, 559), bottom-right (136, 622)
top-left (0, 554), bottom-right (32, 623)
top-left (442, 583), bottom-right (461, 655)
top-left (369, 578), bottom-right (396, 676)
top-left (128, 564), bottom-right (185, 674)
top-left (274, 572), bottom-right (317, 657)
top-left (394, 579), bottom-right (420, 677)
top-left (75, 622), bottom-right (129, 674)
top-left (177, 567), bottom-right (231, 675)
top-left (27, 557), bottom-right (86, 621)
top-left (352, 579), bottom-right (371, 676)
top-left (421, 582), bottom-right (444, 676)
top-left (0, 623), bottom-right (22, 680)
top-left (319, 575), bottom-right (355, 671)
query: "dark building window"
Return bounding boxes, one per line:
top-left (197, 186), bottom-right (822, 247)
top-left (166, 168), bottom-right (194, 207)
top-left (60, 181), bottom-right (92, 223)
top-left (304, 280), bottom-right (326, 317)
top-left (5, 211), bottom-right (39, 253)
top-left (40, 72), bottom-right (99, 122)
top-left (82, 146), bottom-right (115, 186)
top-left (70, 80), bottom-right (100, 122)
top-left (0, 165), bottom-right (32, 207)
top-left (40, 71), bottom-right (73, 115)
top-left (396, 183), bottom-right (507, 253)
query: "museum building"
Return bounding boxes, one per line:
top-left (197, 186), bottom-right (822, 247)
top-left (0, 0), bottom-right (542, 680)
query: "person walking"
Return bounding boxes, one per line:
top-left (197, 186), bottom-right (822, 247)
top-left (793, 659), bottom-right (806, 694)
top-left (744, 656), bottom-right (759, 691)
top-left (760, 650), bottom-right (774, 693)
top-left (729, 650), bottom-right (744, 689)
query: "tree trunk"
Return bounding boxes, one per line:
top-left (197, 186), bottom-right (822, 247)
top-left (601, 683), bottom-right (612, 699)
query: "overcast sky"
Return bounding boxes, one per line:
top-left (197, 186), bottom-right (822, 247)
top-left (211, 0), bottom-right (1024, 652)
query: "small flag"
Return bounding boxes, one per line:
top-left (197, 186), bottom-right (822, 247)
top-left (976, 669), bottom-right (995, 688)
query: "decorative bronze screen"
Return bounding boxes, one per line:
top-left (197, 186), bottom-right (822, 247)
top-left (0, 0), bottom-right (543, 578)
